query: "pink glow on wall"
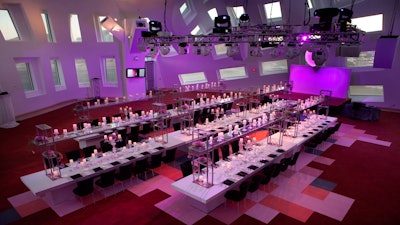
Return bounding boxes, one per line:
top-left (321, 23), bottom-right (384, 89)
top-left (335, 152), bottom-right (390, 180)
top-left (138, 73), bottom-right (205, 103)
top-left (290, 64), bottom-right (351, 98)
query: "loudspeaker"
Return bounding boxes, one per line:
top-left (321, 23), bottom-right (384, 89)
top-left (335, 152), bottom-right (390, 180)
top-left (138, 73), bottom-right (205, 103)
top-left (373, 36), bottom-right (399, 69)
top-left (335, 45), bottom-right (361, 57)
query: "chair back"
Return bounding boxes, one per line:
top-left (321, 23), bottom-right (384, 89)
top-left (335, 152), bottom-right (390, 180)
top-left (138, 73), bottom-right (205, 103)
top-left (82, 145), bottom-right (96, 158)
top-left (116, 164), bottom-right (132, 180)
top-left (66, 149), bottom-right (81, 161)
top-left (75, 178), bottom-right (94, 195)
top-left (163, 148), bottom-right (176, 163)
top-left (100, 170), bottom-right (115, 186)
top-left (180, 160), bottom-right (193, 177)
top-left (150, 153), bottom-right (163, 168)
top-left (221, 145), bottom-right (230, 160)
top-left (100, 140), bottom-right (113, 153)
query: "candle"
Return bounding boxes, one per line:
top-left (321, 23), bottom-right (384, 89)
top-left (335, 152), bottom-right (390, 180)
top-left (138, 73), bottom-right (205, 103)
top-left (63, 129), bottom-right (67, 134)
top-left (94, 149), bottom-right (98, 154)
top-left (109, 136), bottom-right (113, 141)
top-left (82, 158), bottom-right (86, 163)
top-left (53, 129), bottom-right (59, 135)
top-left (104, 135), bottom-right (107, 140)
top-left (69, 159), bottom-right (73, 164)
top-left (72, 124), bottom-right (77, 131)
top-left (128, 140), bottom-right (132, 145)
top-left (91, 153), bottom-right (95, 158)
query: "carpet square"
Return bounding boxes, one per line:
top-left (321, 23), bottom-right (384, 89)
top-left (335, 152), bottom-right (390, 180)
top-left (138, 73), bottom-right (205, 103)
top-left (313, 156), bottom-right (335, 165)
top-left (154, 164), bottom-right (182, 181)
top-left (8, 191), bottom-right (38, 207)
top-left (358, 137), bottom-right (391, 147)
top-left (0, 208), bottom-right (21, 225)
top-left (245, 203), bottom-right (279, 224)
top-left (334, 136), bottom-right (356, 147)
top-left (310, 178), bottom-right (337, 191)
top-left (14, 198), bottom-right (48, 217)
top-left (259, 195), bottom-right (313, 223)
top-left (209, 202), bottom-right (245, 224)
top-left (300, 166), bottom-right (323, 177)
top-left (302, 185), bottom-right (330, 200)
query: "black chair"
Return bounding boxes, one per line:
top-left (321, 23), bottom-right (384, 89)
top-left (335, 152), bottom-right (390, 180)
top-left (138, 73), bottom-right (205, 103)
top-left (148, 152), bottom-right (163, 177)
top-left (100, 140), bottom-right (113, 153)
top-left (133, 158), bottom-right (148, 180)
top-left (82, 145), bottom-right (96, 158)
top-left (162, 148), bottom-right (177, 166)
top-left (288, 151), bottom-right (301, 169)
top-left (95, 170), bottom-right (116, 197)
top-left (248, 175), bottom-right (262, 197)
top-left (115, 140), bottom-right (125, 148)
top-left (66, 149), bottom-right (81, 161)
top-left (73, 177), bottom-right (95, 204)
top-left (224, 181), bottom-right (250, 210)
top-left (115, 164), bottom-right (133, 188)
top-left (140, 122), bottom-right (151, 135)
top-left (221, 145), bottom-right (230, 160)
top-left (260, 165), bottom-right (273, 191)
top-left (231, 140), bottom-right (239, 154)
top-left (91, 118), bottom-right (99, 127)
top-left (180, 160), bottom-right (193, 177)
top-left (271, 163), bottom-right (281, 180)
top-left (212, 148), bottom-right (220, 164)
top-left (172, 123), bottom-right (181, 131)
top-left (280, 157), bottom-right (291, 172)
top-left (129, 124), bottom-right (140, 142)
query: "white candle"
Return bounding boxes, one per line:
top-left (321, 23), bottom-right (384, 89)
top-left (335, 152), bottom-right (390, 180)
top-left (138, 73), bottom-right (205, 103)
top-left (104, 135), bottom-right (107, 140)
top-left (69, 159), bottom-right (73, 164)
top-left (72, 124), bottom-right (77, 130)
top-left (63, 129), bottom-right (67, 134)
top-left (128, 140), bottom-right (132, 145)
top-left (53, 129), bottom-right (59, 135)
top-left (94, 149), bottom-right (98, 154)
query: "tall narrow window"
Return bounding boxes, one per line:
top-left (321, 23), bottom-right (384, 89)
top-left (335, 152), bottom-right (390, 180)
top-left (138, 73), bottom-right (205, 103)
top-left (102, 57), bottom-right (118, 85)
top-left (0, 9), bottom-right (20, 41)
top-left (74, 58), bottom-right (90, 87)
top-left (97, 16), bottom-right (113, 42)
top-left (16, 62), bottom-right (35, 91)
top-left (208, 8), bottom-right (218, 20)
top-left (264, 2), bottom-right (282, 22)
top-left (50, 59), bottom-right (66, 90)
top-left (70, 14), bottom-right (82, 42)
top-left (191, 25), bottom-right (201, 35)
top-left (41, 12), bottom-right (55, 42)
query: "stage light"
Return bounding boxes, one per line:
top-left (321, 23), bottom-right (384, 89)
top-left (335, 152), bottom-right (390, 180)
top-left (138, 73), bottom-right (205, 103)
top-left (159, 44), bottom-right (170, 55)
top-left (213, 15), bottom-right (231, 34)
top-left (338, 8), bottom-right (353, 32)
top-left (149, 20), bottom-right (162, 34)
top-left (178, 42), bottom-right (189, 55)
top-left (226, 43), bottom-right (239, 57)
top-left (201, 44), bottom-right (211, 56)
top-left (249, 43), bottom-right (263, 57)
top-left (305, 46), bottom-right (329, 67)
top-left (239, 13), bottom-right (250, 27)
top-left (312, 8), bottom-right (340, 31)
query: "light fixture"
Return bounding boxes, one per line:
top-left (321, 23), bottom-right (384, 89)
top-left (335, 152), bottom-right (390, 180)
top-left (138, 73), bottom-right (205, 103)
top-left (312, 8), bottom-right (340, 31)
top-left (249, 43), bottom-right (263, 57)
top-left (213, 15), bottom-right (231, 34)
top-left (149, 20), bottom-right (162, 34)
top-left (201, 43), bottom-right (212, 56)
top-left (338, 8), bottom-right (353, 32)
top-left (178, 42), bottom-right (189, 55)
top-left (159, 44), bottom-right (170, 55)
top-left (226, 43), bottom-right (239, 57)
top-left (305, 45), bottom-right (329, 67)
top-left (239, 13), bottom-right (250, 27)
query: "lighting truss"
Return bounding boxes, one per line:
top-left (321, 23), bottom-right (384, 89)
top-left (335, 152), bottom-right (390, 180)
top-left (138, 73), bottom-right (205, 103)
top-left (138, 24), bottom-right (366, 49)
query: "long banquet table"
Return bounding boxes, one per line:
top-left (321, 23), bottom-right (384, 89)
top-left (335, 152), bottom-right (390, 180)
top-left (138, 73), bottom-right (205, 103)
top-left (171, 115), bottom-right (337, 213)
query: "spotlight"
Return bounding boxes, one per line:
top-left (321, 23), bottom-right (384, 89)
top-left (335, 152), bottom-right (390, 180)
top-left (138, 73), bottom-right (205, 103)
top-left (149, 20), bottom-right (162, 35)
top-left (178, 42), bottom-right (189, 55)
top-left (312, 8), bottom-right (339, 31)
top-left (148, 44), bottom-right (159, 58)
top-left (213, 15), bottom-right (231, 34)
top-left (160, 44), bottom-right (170, 55)
top-left (311, 46), bottom-right (329, 67)
top-left (338, 8), bottom-right (353, 32)
top-left (201, 43), bottom-right (211, 56)
top-left (249, 43), bottom-right (263, 57)
top-left (239, 13), bottom-right (250, 27)
top-left (226, 43), bottom-right (239, 57)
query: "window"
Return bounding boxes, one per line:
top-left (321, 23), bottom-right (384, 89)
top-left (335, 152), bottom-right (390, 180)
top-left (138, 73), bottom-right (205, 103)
top-left (351, 14), bottom-right (383, 33)
top-left (16, 62), bottom-right (35, 91)
top-left (346, 51), bottom-right (375, 67)
top-left (70, 14), bottom-right (82, 42)
top-left (219, 66), bottom-right (247, 81)
top-left (263, 2), bottom-right (282, 22)
top-left (307, 0), bottom-right (313, 9)
top-left (214, 44), bottom-right (227, 55)
top-left (0, 9), bottom-right (20, 41)
top-left (180, 1), bottom-right (196, 25)
top-left (74, 58), bottom-right (90, 87)
top-left (102, 57), bottom-right (118, 86)
top-left (227, 6), bottom-right (245, 27)
top-left (97, 16), bottom-right (113, 42)
top-left (191, 25), bottom-right (201, 35)
top-left (260, 59), bottom-right (288, 75)
top-left (349, 85), bottom-right (384, 102)
top-left (41, 12), bottom-right (55, 42)
top-left (15, 58), bottom-right (44, 98)
top-left (208, 8), bottom-right (218, 20)
top-left (50, 59), bottom-right (66, 91)
top-left (178, 72), bottom-right (208, 85)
